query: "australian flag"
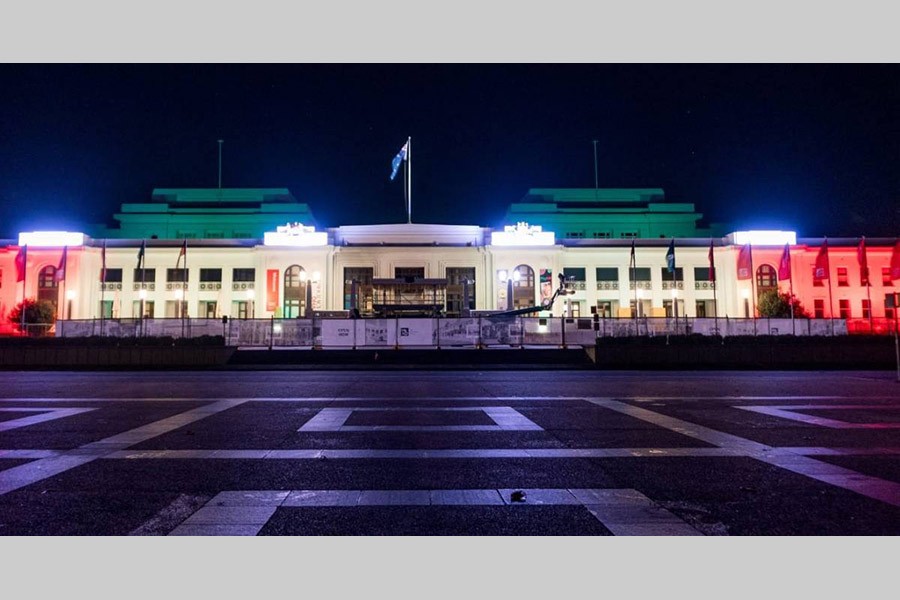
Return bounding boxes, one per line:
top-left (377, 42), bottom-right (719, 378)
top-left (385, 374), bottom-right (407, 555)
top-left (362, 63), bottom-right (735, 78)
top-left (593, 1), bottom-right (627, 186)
top-left (665, 239), bottom-right (676, 273)
top-left (390, 140), bottom-right (409, 181)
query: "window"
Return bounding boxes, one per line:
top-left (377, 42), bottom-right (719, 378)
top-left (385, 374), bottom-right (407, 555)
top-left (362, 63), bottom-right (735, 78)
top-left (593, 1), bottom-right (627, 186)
top-left (814, 299), bottom-right (825, 319)
top-left (591, 232), bottom-right (611, 239)
top-left (446, 267), bottom-right (476, 316)
top-left (756, 264), bottom-right (777, 290)
top-left (563, 267), bottom-right (585, 282)
top-left (565, 231), bottom-right (585, 239)
top-left (99, 300), bottom-right (113, 319)
top-left (133, 268), bottom-right (156, 283)
top-left (839, 299), bottom-right (850, 319)
top-left (103, 268), bottom-right (123, 282)
top-left (344, 267), bottom-right (374, 313)
top-left (862, 299), bottom-right (871, 319)
top-left (885, 293), bottom-right (897, 319)
top-left (198, 300), bottom-right (217, 318)
top-left (395, 267), bottom-right (425, 280)
top-left (596, 267), bottom-right (618, 281)
top-left (165, 300), bottom-right (188, 318)
top-left (205, 231), bottom-right (225, 239)
top-left (200, 269), bottom-right (222, 282)
top-left (660, 267), bottom-right (684, 282)
top-left (884, 268), bottom-right (894, 286)
top-left (233, 232), bottom-right (252, 239)
top-left (694, 267), bottom-right (712, 282)
top-left (167, 268), bottom-right (189, 282)
top-left (38, 265), bottom-right (58, 309)
top-left (0, 268), bottom-right (3, 288)
top-left (232, 300), bottom-right (250, 319)
top-left (284, 265), bottom-right (306, 318)
top-left (233, 268), bottom-right (255, 282)
top-left (132, 300), bottom-right (155, 318)
top-left (176, 232), bottom-right (198, 239)
top-left (632, 267), bottom-right (651, 281)
top-left (837, 267), bottom-right (848, 287)
top-left (619, 232), bottom-right (638, 239)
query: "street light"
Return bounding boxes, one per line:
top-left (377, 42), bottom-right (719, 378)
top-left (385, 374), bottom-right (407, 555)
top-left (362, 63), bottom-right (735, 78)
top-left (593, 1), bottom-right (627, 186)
top-left (175, 288), bottom-right (184, 319)
top-left (65, 290), bottom-right (76, 320)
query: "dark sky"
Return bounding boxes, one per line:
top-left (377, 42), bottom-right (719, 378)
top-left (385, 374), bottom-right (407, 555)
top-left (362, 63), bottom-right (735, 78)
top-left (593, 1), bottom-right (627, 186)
top-left (0, 64), bottom-right (897, 238)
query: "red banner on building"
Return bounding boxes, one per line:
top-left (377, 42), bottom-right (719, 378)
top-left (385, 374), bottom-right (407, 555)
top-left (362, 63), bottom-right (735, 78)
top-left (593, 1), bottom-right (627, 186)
top-left (266, 269), bottom-right (279, 312)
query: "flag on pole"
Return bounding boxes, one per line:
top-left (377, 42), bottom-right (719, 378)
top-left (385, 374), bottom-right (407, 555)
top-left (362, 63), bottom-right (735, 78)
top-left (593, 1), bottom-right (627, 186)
top-left (890, 240), bottom-right (900, 280)
top-left (778, 243), bottom-right (792, 281)
top-left (136, 240), bottom-right (145, 270)
top-left (15, 245), bottom-right (27, 282)
top-left (708, 239), bottom-right (716, 282)
top-left (813, 239), bottom-right (830, 281)
top-left (857, 237), bottom-right (868, 286)
top-left (176, 239), bottom-right (187, 268)
top-left (736, 244), bottom-right (753, 280)
top-left (100, 240), bottom-right (107, 283)
top-left (665, 239), bottom-right (676, 273)
top-left (390, 140), bottom-right (409, 181)
top-left (54, 246), bottom-right (67, 283)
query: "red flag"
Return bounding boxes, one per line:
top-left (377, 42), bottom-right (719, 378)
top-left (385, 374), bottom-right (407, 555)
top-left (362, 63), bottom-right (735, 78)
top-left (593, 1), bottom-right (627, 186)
top-left (100, 240), bottom-right (107, 283)
top-left (736, 244), bottom-right (752, 280)
top-left (176, 239), bottom-right (186, 266)
top-left (15, 245), bottom-right (27, 282)
top-left (778, 243), bottom-right (791, 281)
top-left (857, 237), bottom-right (868, 286)
top-left (54, 246), bottom-right (67, 283)
top-left (891, 240), bottom-right (900, 280)
top-left (813, 239), bottom-right (829, 281)
top-left (708, 239), bottom-right (716, 282)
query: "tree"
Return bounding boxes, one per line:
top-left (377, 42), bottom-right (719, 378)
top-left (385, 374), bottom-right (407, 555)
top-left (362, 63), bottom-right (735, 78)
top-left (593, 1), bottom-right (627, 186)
top-left (8, 299), bottom-right (56, 335)
top-left (757, 289), bottom-right (810, 318)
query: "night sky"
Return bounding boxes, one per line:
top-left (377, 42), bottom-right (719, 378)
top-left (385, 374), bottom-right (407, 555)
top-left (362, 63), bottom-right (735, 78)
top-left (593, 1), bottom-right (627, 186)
top-left (0, 64), bottom-right (897, 239)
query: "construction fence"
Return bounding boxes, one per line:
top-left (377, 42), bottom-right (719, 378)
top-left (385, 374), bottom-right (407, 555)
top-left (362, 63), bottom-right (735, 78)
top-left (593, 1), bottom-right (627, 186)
top-left (50, 315), bottom-right (857, 347)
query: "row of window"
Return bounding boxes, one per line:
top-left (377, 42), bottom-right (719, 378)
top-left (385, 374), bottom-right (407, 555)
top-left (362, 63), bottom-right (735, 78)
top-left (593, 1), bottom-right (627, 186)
top-left (565, 267), bottom-right (711, 282)
top-left (812, 296), bottom-right (900, 319)
top-left (813, 266), bottom-right (894, 287)
top-left (103, 268), bottom-right (257, 283)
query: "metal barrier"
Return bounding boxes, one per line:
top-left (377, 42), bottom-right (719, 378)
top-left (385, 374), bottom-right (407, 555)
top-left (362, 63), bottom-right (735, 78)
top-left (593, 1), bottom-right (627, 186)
top-left (48, 316), bottom-right (863, 347)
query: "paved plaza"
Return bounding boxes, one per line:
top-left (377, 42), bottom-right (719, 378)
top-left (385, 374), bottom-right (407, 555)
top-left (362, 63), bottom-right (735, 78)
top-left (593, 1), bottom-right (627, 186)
top-left (1, 370), bottom-right (899, 535)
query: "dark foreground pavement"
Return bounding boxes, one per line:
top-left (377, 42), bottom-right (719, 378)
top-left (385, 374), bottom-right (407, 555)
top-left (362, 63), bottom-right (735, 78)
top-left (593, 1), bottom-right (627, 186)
top-left (1, 370), bottom-right (899, 535)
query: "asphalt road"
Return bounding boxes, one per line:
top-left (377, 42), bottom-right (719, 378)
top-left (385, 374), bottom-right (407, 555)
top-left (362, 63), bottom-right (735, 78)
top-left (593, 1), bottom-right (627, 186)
top-left (1, 370), bottom-right (899, 535)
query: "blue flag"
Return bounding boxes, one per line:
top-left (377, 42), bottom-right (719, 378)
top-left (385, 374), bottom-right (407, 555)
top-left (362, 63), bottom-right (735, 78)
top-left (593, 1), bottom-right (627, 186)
top-left (390, 140), bottom-right (409, 181)
top-left (666, 239), bottom-right (676, 273)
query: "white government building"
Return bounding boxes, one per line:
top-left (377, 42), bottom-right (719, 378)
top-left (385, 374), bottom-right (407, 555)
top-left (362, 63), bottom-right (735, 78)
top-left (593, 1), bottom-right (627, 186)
top-left (2, 187), bottom-right (898, 336)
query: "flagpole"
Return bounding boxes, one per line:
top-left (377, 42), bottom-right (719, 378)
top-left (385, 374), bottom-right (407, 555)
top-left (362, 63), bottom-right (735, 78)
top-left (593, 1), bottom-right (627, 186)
top-left (407, 136), bottom-right (412, 224)
top-left (20, 245), bottom-right (27, 336)
top-left (631, 240), bottom-right (638, 336)
top-left (141, 241), bottom-right (146, 337)
top-left (826, 242), bottom-right (834, 336)
top-left (750, 244), bottom-right (757, 335)
top-left (182, 240), bottom-right (187, 338)
top-left (100, 241), bottom-right (106, 336)
top-left (789, 248), bottom-right (795, 336)
top-left (711, 239), bottom-right (719, 336)
top-left (863, 236), bottom-right (873, 331)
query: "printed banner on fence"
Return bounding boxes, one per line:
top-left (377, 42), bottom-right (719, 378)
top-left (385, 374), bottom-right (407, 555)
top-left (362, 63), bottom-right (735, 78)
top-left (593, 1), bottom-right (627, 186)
top-left (266, 269), bottom-right (279, 311)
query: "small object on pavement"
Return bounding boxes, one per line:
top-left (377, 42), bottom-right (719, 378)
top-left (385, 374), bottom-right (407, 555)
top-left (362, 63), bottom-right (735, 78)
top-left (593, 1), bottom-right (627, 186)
top-left (510, 490), bottom-right (526, 503)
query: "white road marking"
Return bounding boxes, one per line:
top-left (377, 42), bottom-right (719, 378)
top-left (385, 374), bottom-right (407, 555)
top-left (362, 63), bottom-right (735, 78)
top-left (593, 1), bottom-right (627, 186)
top-left (0, 399), bottom-right (248, 496)
top-left (737, 405), bottom-right (900, 429)
top-left (298, 406), bottom-right (543, 432)
top-left (168, 487), bottom-right (702, 536)
top-left (0, 407), bottom-right (98, 432)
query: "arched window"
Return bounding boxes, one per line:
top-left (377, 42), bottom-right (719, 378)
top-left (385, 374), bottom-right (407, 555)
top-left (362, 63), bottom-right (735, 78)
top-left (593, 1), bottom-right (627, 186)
top-left (283, 265), bottom-right (307, 318)
top-left (511, 264), bottom-right (535, 310)
top-left (756, 264), bottom-right (778, 292)
top-left (38, 265), bottom-right (59, 309)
